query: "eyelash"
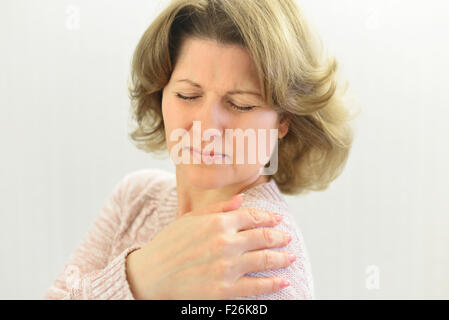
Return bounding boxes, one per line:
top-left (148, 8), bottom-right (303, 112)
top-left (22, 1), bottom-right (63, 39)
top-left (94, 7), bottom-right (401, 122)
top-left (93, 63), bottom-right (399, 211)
top-left (175, 93), bottom-right (255, 112)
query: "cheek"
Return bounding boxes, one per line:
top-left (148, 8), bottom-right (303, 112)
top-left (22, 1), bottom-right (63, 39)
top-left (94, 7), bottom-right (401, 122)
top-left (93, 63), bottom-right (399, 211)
top-left (224, 113), bottom-right (276, 168)
top-left (238, 106), bottom-right (277, 125)
top-left (162, 98), bottom-right (193, 154)
top-left (162, 100), bottom-right (177, 147)
top-left (244, 112), bottom-right (278, 164)
top-left (242, 111), bottom-right (278, 139)
top-left (162, 99), bottom-right (182, 131)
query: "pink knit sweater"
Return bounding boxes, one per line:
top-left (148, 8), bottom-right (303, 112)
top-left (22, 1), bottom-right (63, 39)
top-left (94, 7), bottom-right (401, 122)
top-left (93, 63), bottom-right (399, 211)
top-left (44, 168), bottom-right (314, 300)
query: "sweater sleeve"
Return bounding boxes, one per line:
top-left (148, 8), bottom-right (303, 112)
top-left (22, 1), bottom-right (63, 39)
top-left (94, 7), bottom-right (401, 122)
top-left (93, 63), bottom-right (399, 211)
top-left (231, 215), bottom-right (315, 300)
top-left (43, 174), bottom-right (142, 300)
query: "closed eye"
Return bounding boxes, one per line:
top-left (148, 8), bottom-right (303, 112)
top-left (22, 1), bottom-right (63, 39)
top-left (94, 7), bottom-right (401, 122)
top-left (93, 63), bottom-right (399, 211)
top-left (175, 93), bottom-right (255, 112)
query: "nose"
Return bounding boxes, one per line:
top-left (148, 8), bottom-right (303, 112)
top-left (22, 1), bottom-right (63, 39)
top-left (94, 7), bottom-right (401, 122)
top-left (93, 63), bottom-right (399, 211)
top-left (195, 97), bottom-right (228, 136)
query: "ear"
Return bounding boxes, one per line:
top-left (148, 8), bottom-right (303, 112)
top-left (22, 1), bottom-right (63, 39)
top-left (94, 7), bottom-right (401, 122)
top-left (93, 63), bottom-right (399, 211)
top-left (278, 114), bottom-right (290, 139)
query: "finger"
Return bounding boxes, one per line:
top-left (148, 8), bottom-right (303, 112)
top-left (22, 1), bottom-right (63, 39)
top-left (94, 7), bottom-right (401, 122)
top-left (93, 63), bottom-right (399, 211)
top-left (221, 193), bottom-right (245, 212)
top-left (234, 227), bottom-right (291, 253)
top-left (230, 275), bottom-right (290, 298)
top-left (236, 249), bottom-right (295, 276)
top-left (186, 193), bottom-right (244, 217)
top-left (225, 208), bottom-right (282, 232)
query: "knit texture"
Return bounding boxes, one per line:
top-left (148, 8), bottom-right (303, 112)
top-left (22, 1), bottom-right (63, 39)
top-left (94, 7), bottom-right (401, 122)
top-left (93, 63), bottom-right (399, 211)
top-left (44, 168), bottom-right (314, 300)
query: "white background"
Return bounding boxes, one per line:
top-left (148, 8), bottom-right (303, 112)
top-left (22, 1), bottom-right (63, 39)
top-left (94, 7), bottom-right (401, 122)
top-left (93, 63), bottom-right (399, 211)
top-left (1, 0), bottom-right (448, 299)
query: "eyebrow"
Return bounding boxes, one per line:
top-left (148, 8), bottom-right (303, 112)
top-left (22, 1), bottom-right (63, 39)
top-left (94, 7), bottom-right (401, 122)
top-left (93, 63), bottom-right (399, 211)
top-left (176, 78), bottom-right (262, 97)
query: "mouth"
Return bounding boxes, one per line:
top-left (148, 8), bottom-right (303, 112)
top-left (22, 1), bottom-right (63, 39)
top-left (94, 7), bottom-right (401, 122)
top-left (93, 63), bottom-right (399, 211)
top-left (186, 146), bottom-right (228, 161)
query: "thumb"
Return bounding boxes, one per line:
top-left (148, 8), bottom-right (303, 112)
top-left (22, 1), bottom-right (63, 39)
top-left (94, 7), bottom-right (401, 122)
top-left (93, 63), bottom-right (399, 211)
top-left (187, 193), bottom-right (245, 216)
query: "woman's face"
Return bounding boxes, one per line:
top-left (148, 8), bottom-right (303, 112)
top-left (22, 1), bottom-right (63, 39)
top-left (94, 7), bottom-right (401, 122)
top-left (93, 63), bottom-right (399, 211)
top-left (162, 37), bottom-right (288, 189)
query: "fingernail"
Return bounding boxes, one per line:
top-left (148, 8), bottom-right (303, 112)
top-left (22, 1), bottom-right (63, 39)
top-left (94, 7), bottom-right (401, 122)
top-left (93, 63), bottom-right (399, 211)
top-left (274, 214), bottom-right (282, 222)
top-left (231, 193), bottom-right (244, 201)
top-left (288, 254), bottom-right (296, 262)
top-left (236, 193), bottom-right (245, 201)
top-left (280, 280), bottom-right (290, 288)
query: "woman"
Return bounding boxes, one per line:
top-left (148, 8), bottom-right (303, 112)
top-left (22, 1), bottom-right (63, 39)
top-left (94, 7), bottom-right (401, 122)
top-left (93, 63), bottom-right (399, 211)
top-left (44, 0), bottom-right (354, 300)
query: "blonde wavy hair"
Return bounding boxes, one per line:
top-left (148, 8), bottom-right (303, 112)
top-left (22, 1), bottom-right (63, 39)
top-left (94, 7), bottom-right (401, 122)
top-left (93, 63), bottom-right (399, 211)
top-left (127, 0), bottom-right (358, 195)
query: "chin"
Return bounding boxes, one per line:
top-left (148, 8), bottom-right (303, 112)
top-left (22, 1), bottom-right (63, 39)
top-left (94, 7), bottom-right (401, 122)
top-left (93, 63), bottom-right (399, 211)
top-left (181, 165), bottom-right (231, 189)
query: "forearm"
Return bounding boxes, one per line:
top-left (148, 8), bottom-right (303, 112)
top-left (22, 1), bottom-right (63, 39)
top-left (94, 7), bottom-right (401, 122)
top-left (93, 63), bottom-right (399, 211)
top-left (44, 246), bottom-right (141, 300)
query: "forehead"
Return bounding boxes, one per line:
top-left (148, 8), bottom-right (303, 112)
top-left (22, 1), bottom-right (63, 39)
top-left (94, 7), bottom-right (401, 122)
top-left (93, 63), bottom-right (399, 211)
top-left (172, 37), bottom-right (260, 90)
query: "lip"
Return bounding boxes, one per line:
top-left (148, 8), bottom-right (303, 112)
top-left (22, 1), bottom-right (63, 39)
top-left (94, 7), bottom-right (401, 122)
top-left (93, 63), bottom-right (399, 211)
top-left (185, 146), bottom-right (228, 161)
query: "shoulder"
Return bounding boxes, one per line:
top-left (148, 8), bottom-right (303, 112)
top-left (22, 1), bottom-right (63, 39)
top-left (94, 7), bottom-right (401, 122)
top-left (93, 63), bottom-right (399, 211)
top-left (235, 211), bottom-right (315, 299)
top-left (110, 168), bottom-right (176, 244)
top-left (116, 168), bottom-right (176, 205)
top-left (237, 182), bottom-right (315, 299)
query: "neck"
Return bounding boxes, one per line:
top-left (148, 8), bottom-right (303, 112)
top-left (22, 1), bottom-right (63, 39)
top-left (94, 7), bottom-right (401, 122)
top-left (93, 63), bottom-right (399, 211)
top-left (175, 168), bottom-right (271, 218)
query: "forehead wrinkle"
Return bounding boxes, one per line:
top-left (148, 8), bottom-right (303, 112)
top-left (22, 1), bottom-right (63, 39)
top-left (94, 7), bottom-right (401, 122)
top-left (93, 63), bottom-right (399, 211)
top-left (175, 78), bottom-right (261, 98)
top-left (172, 39), bottom-right (262, 99)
